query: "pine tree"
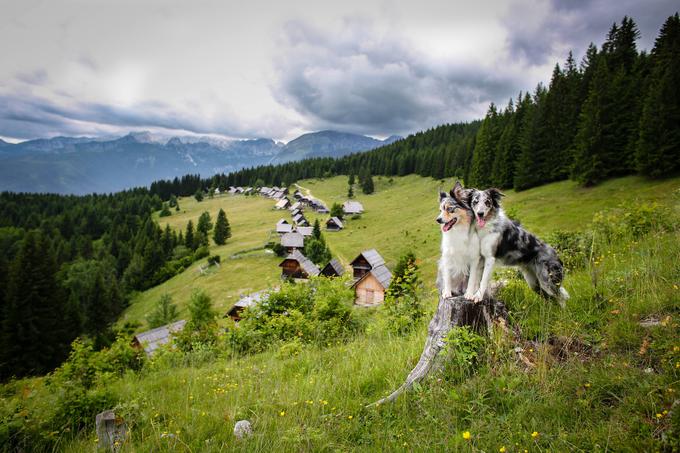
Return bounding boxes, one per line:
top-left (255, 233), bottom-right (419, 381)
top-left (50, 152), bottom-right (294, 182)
top-left (636, 13), bottom-right (680, 177)
top-left (361, 172), bottom-right (375, 194)
top-left (312, 219), bottom-right (321, 239)
top-left (213, 209), bottom-right (231, 245)
top-left (185, 220), bottom-right (196, 250)
top-left (1, 231), bottom-right (72, 377)
top-left (197, 211), bottom-right (213, 235)
top-left (347, 185), bottom-right (354, 198)
top-left (469, 104), bottom-right (501, 187)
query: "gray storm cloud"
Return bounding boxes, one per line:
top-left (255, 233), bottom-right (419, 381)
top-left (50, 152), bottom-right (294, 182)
top-left (0, 0), bottom-right (677, 141)
top-left (273, 19), bottom-right (518, 137)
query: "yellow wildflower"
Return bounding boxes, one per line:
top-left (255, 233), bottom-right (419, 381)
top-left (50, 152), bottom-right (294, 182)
top-left (348, 415), bottom-right (353, 420)
top-left (462, 431), bottom-right (471, 440)
top-left (500, 446), bottom-right (506, 452)
top-left (279, 411), bottom-right (285, 416)
top-left (531, 431), bottom-right (539, 439)
top-left (656, 413), bottom-right (663, 419)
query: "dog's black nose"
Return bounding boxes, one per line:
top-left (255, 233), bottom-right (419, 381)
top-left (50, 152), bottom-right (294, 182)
top-left (436, 217), bottom-right (443, 224)
top-left (477, 211), bottom-right (484, 218)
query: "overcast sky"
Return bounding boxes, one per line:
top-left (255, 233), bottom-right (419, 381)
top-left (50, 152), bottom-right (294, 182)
top-left (1, 0), bottom-right (677, 143)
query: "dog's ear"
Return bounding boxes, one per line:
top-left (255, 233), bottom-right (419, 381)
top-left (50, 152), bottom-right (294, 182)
top-left (439, 190), bottom-right (448, 201)
top-left (451, 181), bottom-right (472, 206)
top-left (488, 188), bottom-right (505, 207)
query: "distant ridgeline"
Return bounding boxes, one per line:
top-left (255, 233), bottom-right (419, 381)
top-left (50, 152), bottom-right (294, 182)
top-left (150, 13), bottom-right (680, 200)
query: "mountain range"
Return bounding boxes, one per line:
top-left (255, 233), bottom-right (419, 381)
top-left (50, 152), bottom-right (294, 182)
top-left (0, 130), bottom-right (401, 194)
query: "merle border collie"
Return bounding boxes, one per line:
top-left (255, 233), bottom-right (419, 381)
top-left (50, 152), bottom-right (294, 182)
top-left (462, 186), bottom-right (570, 307)
top-left (436, 182), bottom-right (480, 298)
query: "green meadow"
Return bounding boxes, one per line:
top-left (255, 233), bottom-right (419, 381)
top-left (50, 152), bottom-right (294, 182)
top-left (123, 174), bottom-right (680, 329)
top-left (4, 174), bottom-right (678, 452)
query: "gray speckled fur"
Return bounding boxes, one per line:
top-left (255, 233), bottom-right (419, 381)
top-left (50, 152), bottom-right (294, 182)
top-left (465, 188), bottom-right (570, 306)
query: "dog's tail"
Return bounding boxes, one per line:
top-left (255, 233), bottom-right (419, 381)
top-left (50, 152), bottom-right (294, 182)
top-left (557, 286), bottom-right (570, 308)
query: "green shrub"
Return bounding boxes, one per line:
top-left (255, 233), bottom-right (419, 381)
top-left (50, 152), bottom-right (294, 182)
top-left (546, 230), bottom-right (592, 270)
top-left (207, 254), bottom-right (221, 266)
top-left (383, 253), bottom-right (425, 335)
top-left (227, 277), bottom-right (361, 354)
top-left (193, 246), bottom-right (209, 260)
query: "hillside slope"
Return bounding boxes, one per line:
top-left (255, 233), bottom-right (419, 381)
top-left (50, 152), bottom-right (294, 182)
top-left (121, 174), bottom-right (679, 328)
top-left (3, 174), bottom-right (679, 452)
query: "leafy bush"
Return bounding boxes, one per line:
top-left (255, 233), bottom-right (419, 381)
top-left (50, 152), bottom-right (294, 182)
top-left (193, 246), bottom-right (209, 260)
top-left (227, 277), bottom-right (361, 354)
top-left (207, 254), bottom-right (221, 266)
top-left (383, 252), bottom-right (425, 335)
top-left (442, 326), bottom-right (485, 379)
top-left (146, 294), bottom-right (178, 328)
top-left (591, 202), bottom-right (674, 243)
top-left (546, 230), bottom-right (592, 270)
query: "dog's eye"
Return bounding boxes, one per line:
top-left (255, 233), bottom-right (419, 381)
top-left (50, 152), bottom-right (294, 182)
top-left (485, 201), bottom-right (491, 207)
top-left (446, 206), bottom-right (454, 213)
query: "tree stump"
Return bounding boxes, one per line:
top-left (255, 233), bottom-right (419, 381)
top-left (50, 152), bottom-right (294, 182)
top-left (369, 295), bottom-right (509, 406)
top-left (95, 410), bottom-right (127, 451)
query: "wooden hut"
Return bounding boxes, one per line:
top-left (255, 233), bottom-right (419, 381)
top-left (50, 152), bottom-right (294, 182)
top-left (131, 320), bottom-right (186, 356)
top-left (351, 264), bottom-right (391, 306)
top-left (280, 231), bottom-right (304, 252)
top-left (296, 226), bottom-right (313, 237)
top-left (321, 258), bottom-right (345, 278)
top-left (279, 250), bottom-right (320, 280)
top-left (326, 217), bottom-right (344, 231)
top-left (276, 219), bottom-right (292, 234)
top-left (343, 200), bottom-right (364, 215)
top-left (349, 249), bottom-right (386, 280)
top-left (227, 290), bottom-right (268, 321)
top-left (275, 198), bottom-right (290, 210)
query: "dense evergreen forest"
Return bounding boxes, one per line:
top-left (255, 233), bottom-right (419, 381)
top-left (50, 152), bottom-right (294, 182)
top-left (151, 13), bottom-right (679, 199)
top-left (1, 14), bottom-right (678, 380)
top-left (0, 190), bottom-right (217, 378)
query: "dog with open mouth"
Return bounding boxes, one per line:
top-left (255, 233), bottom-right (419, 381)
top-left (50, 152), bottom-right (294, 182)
top-left (436, 182), bottom-right (481, 298)
top-left (462, 185), bottom-right (570, 306)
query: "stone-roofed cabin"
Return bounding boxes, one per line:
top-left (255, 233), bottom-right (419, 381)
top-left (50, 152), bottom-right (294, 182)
top-left (350, 249), bottom-right (386, 280)
top-left (296, 226), bottom-right (313, 237)
top-left (351, 264), bottom-right (391, 306)
top-left (343, 200), bottom-right (364, 215)
top-left (321, 258), bottom-right (345, 278)
top-left (326, 217), bottom-right (344, 231)
top-left (131, 320), bottom-right (186, 356)
top-left (279, 250), bottom-right (320, 280)
top-left (280, 231), bottom-right (304, 252)
top-left (276, 220), bottom-right (293, 234)
top-left (227, 290), bottom-right (269, 322)
top-left (275, 198), bottom-right (290, 209)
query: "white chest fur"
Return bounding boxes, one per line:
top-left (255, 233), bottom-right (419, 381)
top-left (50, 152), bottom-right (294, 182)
top-left (440, 224), bottom-right (478, 274)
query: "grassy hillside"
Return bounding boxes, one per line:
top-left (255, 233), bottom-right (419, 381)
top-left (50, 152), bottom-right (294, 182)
top-left (123, 174), bottom-right (680, 330)
top-left (2, 175), bottom-right (679, 451)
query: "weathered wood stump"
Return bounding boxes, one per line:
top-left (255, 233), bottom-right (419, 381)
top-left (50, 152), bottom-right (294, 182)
top-left (95, 410), bottom-right (127, 451)
top-left (369, 295), bottom-right (509, 406)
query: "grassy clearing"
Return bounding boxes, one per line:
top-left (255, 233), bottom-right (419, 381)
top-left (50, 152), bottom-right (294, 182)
top-left (3, 175), bottom-right (680, 451)
top-left (124, 174), bottom-right (680, 331)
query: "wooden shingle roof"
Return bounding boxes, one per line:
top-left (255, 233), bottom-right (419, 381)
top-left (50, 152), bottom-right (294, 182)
top-left (281, 232), bottom-right (304, 248)
top-left (351, 264), bottom-right (392, 290)
top-left (350, 249), bottom-right (385, 268)
top-left (133, 320), bottom-right (186, 356)
top-left (279, 250), bottom-right (320, 277)
top-left (321, 258), bottom-right (345, 277)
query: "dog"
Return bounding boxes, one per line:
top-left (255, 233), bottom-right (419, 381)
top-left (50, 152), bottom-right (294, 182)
top-left (436, 182), bottom-right (480, 298)
top-left (461, 186), bottom-right (570, 307)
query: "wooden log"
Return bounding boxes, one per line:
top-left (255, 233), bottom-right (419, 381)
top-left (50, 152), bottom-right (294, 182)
top-left (369, 295), bottom-right (508, 407)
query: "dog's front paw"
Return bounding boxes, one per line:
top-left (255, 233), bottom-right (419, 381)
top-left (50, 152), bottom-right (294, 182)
top-left (464, 291), bottom-right (475, 300)
top-left (472, 291), bottom-right (484, 303)
top-left (441, 289), bottom-right (453, 299)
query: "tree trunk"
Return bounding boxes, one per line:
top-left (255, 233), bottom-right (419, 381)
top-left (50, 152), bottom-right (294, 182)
top-left (369, 295), bottom-right (509, 407)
